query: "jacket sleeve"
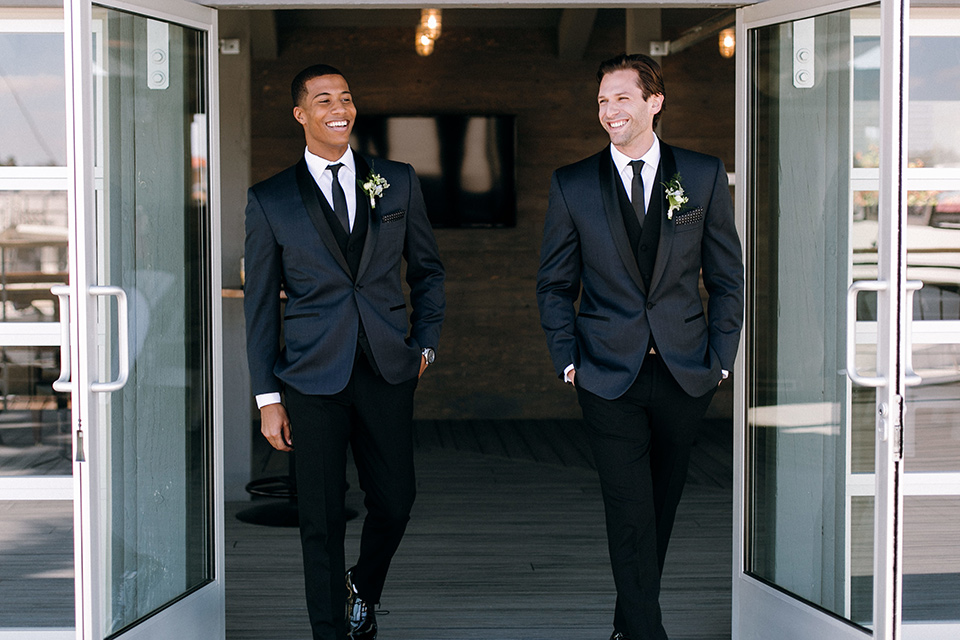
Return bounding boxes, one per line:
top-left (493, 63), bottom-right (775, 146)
top-left (402, 163), bottom-right (446, 351)
top-left (536, 171), bottom-right (582, 378)
top-left (700, 157), bottom-right (744, 371)
top-left (243, 186), bottom-right (284, 396)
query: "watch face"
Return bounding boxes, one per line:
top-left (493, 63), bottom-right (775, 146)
top-left (423, 348), bottom-right (435, 364)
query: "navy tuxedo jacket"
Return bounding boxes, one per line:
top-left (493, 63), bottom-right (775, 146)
top-left (244, 151), bottom-right (445, 397)
top-left (537, 142), bottom-right (744, 400)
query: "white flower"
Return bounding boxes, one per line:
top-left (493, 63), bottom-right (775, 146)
top-left (359, 168), bottom-right (390, 209)
top-left (663, 173), bottom-right (688, 220)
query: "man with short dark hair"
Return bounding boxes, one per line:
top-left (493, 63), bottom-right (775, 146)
top-left (244, 64), bottom-right (445, 640)
top-left (537, 54), bottom-right (743, 640)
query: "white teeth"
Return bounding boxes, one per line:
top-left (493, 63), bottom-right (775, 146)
top-left (609, 120), bottom-right (627, 129)
top-left (327, 120), bottom-right (348, 127)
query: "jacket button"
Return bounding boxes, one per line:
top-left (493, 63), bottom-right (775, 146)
top-left (640, 244), bottom-right (647, 251)
top-left (355, 284), bottom-right (362, 291)
top-left (646, 302), bottom-right (654, 310)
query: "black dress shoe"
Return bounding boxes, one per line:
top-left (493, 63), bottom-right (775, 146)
top-left (346, 569), bottom-right (378, 640)
top-left (609, 632), bottom-right (631, 640)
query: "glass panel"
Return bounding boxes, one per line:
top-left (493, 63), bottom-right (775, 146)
top-left (906, 35), bottom-right (960, 169)
top-left (747, 7), bottom-right (877, 627)
top-left (0, 500), bottom-right (73, 628)
top-left (0, 25), bottom-right (67, 168)
top-left (0, 345), bottom-right (71, 475)
top-left (0, 190), bottom-right (69, 322)
top-left (903, 497), bottom-right (960, 624)
top-left (854, 27), bottom-right (960, 171)
top-left (93, 7), bottom-right (211, 634)
top-left (851, 496), bottom-right (874, 624)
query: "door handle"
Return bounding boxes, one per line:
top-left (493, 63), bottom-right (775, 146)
top-left (846, 279), bottom-right (887, 387)
top-left (50, 285), bottom-right (74, 393)
top-left (89, 285), bottom-right (130, 393)
top-left (904, 280), bottom-right (923, 387)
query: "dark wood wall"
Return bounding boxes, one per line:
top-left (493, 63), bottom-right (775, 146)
top-left (249, 9), bottom-right (736, 419)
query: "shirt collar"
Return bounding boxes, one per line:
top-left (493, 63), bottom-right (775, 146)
top-left (304, 145), bottom-right (356, 179)
top-left (609, 134), bottom-right (660, 176)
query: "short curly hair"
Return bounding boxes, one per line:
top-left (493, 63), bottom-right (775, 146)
top-left (291, 64), bottom-right (346, 107)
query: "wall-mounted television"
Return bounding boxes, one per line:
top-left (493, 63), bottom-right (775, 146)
top-left (351, 115), bottom-right (516, 228)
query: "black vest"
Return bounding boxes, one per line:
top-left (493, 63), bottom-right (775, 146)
top-left (313, 179), bottom-right (380, 373)
top-left (313, 179), bottom-right (368, 280)
top-left (614, 162), bottom-right (662, 291)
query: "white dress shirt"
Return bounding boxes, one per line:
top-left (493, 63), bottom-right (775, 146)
top-left (304, 145), bottom-right (358, 232)
top-left (609, 135), bottom-right (660, 215)
top-left (255, 146), bottom-right (358, 409)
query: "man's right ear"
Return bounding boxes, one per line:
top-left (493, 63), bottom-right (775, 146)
top-left (293, 106), bottom-right (305, 125)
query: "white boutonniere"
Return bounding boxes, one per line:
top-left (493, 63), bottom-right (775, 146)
top-left (360, 167), bottom-right (390, 209)
top-left (663, 173), bottom-right (688, 220)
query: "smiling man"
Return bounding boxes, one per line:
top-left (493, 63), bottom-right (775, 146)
top-left (536, 54), bottom-right (743, 640)
top-left (244, 64), bottom-right (445, 640)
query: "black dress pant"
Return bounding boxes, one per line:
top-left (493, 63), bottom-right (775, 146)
top-left (284, 353), bottom-right (418, 640)
top-left (577, 352), bottom-right (716, 640)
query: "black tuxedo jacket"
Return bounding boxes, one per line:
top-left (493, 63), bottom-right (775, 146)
top-left (244, 150), bottom-right (445, 396)
top-left (537, 142), bottom-right (743, 400)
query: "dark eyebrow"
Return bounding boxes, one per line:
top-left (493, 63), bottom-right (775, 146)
top-left (311, 90), bottom-right (351, 101)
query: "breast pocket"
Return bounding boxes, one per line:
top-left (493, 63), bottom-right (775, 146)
top-left (673, 207), bottom-right (704, 233)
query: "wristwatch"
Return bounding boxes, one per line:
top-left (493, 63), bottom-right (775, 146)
top-left (421, 347), bottom-right (436, 365)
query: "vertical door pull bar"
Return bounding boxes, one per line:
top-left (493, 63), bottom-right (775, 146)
top-left (846, 279), bottom-right (888, 387)
top-left (904, 280), bottom-right (923, 387)
top-left (89, 285), bottom-right (129, 393)
top-left (50, 285), bottom-right (74, 393)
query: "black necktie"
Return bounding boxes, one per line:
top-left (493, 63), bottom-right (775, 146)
top-left (629, 159), bottom-right (645, 226)
top-left (327, 163), bottom-right (350, 233)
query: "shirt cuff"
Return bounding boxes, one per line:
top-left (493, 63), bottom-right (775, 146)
top-left (256, 392), bottom-right (282, 409)
top-left (563, 364), bottom-right (575, 384)
top-left (721, 369), bottom-right (729, 380)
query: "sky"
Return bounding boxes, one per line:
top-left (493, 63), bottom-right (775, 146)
top-left (0, 32), bottom-right (67, 167)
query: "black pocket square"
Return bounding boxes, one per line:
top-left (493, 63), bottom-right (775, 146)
top-left (381, 210), bottom-right (406, 224)
top-left (674, 208), bottom-right (704, 226)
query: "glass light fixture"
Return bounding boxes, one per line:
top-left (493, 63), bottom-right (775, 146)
top-left (719, 28), bottom-right (736, 58)
top-left (415, 25), bottom-right (435, 56)
top-left (420, 8), bottom-right (442, 40)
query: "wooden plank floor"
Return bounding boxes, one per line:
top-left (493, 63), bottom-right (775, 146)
top-left (227, 420), bottom-right (734, 640)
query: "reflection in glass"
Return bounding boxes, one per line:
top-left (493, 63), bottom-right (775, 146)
top-left (94, 8), bottom-right (212, 634)
top-left (903, 497), bottom-right (960, 623)
top-left (0, 191), bottom-right (68, 323)
top-left (0, 501), bottom-right (73, 628)
top-left (747, 7), bottom-right (877, 627)
top-left (0, 346), bottom-right (70, 476)
top-left (0, 28), bottom-right (67, 167)
top-left (853, 22), bottom-right (960, 170)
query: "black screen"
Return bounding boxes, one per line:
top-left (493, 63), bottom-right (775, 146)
top-left (351, 115), bottom-right (516, 228)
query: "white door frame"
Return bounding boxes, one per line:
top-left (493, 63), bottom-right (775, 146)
top-left (63, 0), bottom-right (223, 637)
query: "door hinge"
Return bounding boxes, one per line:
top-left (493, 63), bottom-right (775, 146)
top-left (893, 394), bottom-right (904, 461)
top-left (75, 426), bottom-right (86, 463)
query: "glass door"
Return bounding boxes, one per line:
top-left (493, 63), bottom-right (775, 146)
top-left (850, 6), bottom-right (960, 637)
top-left (734, 0), bottom-right (913, 638)
top-left (0, 7), bottom-right (74, 639)
top-left (63, 0), bottom-right (223, 638)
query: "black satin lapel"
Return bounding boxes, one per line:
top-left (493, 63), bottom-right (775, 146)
top-left (649, 143), bottom-right (677, 295)
top-left (353, 152), bottom-right (378, 282)
top-left (599, 152), bottom-right (646, 292)
top-left (295, 159), bottom-right (351, 276)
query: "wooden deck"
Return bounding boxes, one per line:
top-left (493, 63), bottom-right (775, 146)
top-left (226, 419), bottom-right (734, 640)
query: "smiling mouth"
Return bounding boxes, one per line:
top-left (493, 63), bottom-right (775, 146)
top-left (607, 120), bottom-right (628, 130)
top-left (326, 120), bottom-right (350, 129)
